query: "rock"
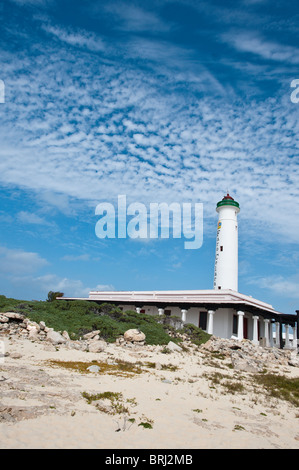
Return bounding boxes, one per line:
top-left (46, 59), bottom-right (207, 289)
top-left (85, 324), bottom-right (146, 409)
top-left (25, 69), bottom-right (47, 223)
top-left (83, 330), bottom-right (101, 340)
top-left (1, 312), bottom-right (25, 321)
top-left (0, 315), bottom-right (8, 323)
top-left (46, 330), bottom-right (67, 345)
top-left (39, 321), bottom-right (46, 330)
top-left (231, 355), bottom-right (261, 373)
top-left (167, 341), bottom-right (182, 352)
top-left (28, 327), bottom-right (40, 341)
top-left (62, 331), bottom-right (70, 341)
top-left (88, 340), bottom-right (107, 353)
top-left (124, 329), bottom-right (146, 343)
top-left (87, 365), bottom-right (101, 373)
top-left (27, 321), bottom-right (40, 332)
top-left (10, 352), bottom-right (22, 359)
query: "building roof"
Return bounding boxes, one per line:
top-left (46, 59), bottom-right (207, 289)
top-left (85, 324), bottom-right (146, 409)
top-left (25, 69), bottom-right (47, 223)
top-left (61, 289), bottom-right (296, 324)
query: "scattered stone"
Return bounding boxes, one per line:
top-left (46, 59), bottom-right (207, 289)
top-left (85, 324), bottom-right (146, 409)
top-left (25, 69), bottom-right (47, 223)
top-left (62, 331), bottom-right (70, 341)
top-left (28, 327), bottom-right (40, 341)
top-left (88, 340), bottom-right (107, 353)
top-left (167, 341), bottom-right (182, 352)
top-left (87, 365), bottom-right (101, 373)
top-left (124, 329), bottom-right (146, 343)
top-left (46, 330), bottom-right (67, 345)
top-left (83, 330), bottom-right (101, 340)
top-left (1, 312), bottom-right (25, 321)
top-left (10, 352), bottom-right (22, 359)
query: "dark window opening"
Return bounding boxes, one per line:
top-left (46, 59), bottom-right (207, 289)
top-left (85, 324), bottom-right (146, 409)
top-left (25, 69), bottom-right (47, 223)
top-left (220, 246), bottom-right (223, 251)
top-left (199, 311), bottom-right (207, 330)
top-left (233, 315), bottom-right (238, 335)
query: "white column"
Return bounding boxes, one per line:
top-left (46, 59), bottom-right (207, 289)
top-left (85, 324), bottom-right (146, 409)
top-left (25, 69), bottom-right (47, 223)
top-left (284, 324), bottom-right (290, 349)
top-left (136, 307), bottom-right (141, 314)
top-left (252, 316), bottom-right (259, 345)
top-left (275, 322), bottom-right (280, 348)
top-left (207, 310), bottom-right (215, 335)
top-left (181, 309), bottom-right (187, 323)
top-left (264, 319), bottom-right (270, 347)
top-left (293, 324), bottom-right (298, 349)
top-left (268, 321), bottom-right (274, 347)
top-left (158, 308), bottom-right (164, 316)
top-left (237, 311), bottom-right (244, 341)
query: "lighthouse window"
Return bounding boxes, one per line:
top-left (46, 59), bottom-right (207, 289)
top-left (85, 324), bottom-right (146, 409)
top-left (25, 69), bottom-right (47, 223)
top-left (220, 246), bottom-right (223, 251)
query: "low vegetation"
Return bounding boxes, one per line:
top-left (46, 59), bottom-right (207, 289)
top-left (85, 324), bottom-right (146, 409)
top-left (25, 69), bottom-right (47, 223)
top-left (0, 294), bottom-right (211, 346)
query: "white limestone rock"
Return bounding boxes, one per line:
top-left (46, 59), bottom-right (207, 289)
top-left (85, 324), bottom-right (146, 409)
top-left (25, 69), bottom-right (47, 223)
top-left (88, 340), bottom-right (107, 353)
top-left (167, 341), bottom-right (182, 352)
top-left (46, 330), bottom-right (67, 345)
top-left (124, 329), bottom-right (146, 343)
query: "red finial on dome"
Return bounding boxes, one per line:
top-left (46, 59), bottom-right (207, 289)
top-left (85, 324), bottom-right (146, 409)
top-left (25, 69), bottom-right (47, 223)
top-left (223, 193), bottom-right (234, 201)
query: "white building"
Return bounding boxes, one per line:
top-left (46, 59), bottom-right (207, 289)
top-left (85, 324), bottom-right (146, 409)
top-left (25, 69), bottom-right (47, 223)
top-left (65, 194), bottom-right (298, 349)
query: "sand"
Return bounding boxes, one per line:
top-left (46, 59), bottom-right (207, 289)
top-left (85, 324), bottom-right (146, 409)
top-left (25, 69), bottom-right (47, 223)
top-left (0, 335), bottom-right (298, 449)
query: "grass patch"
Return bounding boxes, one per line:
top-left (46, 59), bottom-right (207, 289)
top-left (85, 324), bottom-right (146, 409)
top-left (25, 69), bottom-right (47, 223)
top-left (253, 373), bottom-right (299, 407)
top-left (180, 323), bottom-right (211, 346)
top-left (203, 371), bottom-right (245, 394)
top-left (47, 359), bottom-right (143, 377)
top-left (82, 391), bottom-right (129, 415)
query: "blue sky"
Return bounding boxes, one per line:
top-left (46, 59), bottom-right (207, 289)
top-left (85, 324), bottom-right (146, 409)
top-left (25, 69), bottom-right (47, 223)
top-left (0, 0), bottom-right (298, 316)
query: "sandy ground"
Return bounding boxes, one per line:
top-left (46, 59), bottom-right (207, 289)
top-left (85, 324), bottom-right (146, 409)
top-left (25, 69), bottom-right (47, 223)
top-left (0, 335), bottom-right (298, 449)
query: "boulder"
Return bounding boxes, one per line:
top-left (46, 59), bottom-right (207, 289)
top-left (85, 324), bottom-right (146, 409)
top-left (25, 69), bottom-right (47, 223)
top-left (167, 341), bottom-right (182, 352)
top-left (87, 365), bottom-right (101, 373)
top-left (1, 312), bottom-right (25, 322)
top-left (83, 330), bottom-right (101, 340)
top-left (88, 340), bottom-right (107, 353)
top-left (124, 329), bottom-right (146, 343)
top-left (28, 327), bottom-right (40, 341)
top-left (46, 330), bottom-right (67, 345)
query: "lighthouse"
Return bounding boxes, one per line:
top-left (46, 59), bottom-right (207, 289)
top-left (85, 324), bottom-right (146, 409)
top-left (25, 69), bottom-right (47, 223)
top-left (213, 193), bottom-right (240, 291)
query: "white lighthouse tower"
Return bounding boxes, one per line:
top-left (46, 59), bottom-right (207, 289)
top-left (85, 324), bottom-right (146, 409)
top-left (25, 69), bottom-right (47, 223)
top-left (213, 193), bottom-right (240, 291)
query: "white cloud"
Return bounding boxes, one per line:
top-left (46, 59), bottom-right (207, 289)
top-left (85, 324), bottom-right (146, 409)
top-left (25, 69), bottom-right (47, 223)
top-left (0, 246), bottom-right (49, 274)
top-left (223, 31), bottom-right (299, 64)
top-left (17, 211), bottom-right (53, 226)
top-left (10, 273), bottom-right (115, 298)
top-left (249, 275), bottom-right (299, 299)
top-left (62, 254), bottom-right (90, 261)
top-left (40, 23), bottom-right (106, 52)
